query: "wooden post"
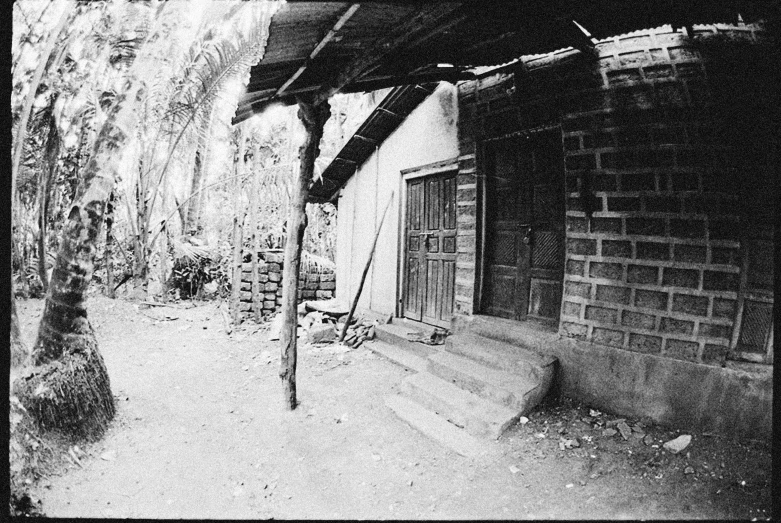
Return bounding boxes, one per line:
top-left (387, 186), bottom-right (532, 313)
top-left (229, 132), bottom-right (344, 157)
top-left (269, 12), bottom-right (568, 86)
top-left (159, 182), bottom-right (169, 302)
top-left (230, 124), bottom-right (247, 323)
top-left (250, 141), bottom-right (262, 321)
top-left (279, 98), bottom-right (330, 410)
top-left (339, 192), bottom-right (394, 342)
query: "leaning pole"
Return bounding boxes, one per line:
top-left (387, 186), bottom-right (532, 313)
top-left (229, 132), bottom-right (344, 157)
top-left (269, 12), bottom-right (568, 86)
top-left (279, 98), bottom-right (330, 410)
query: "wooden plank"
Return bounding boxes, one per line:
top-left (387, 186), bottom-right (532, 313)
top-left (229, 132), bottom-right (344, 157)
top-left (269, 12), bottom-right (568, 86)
top-left (443, 260), bottom-right (455, 319)
top-left (405, 178), bottom-right (425, 321)
top-left (424, 259), bottom-right (438, 321)
top-left (400, 157), bottom-right (458, 177)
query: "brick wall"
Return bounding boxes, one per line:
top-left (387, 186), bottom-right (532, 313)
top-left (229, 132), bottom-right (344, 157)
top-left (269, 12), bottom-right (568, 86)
top-left (238, 250), bottom-right (336, 320)
top-left (456, 22), bottom-right (770, 366)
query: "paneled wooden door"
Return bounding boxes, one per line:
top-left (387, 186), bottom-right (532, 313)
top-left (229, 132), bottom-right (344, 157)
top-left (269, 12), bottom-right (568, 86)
top-left (403, 172), bottom-right (457, 328)
top-left (481, 130), bottom-right (565, 322)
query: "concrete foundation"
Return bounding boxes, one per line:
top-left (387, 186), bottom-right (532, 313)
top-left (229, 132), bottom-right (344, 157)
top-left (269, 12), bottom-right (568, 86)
top-left (457, 314), bottom-right (772, 442)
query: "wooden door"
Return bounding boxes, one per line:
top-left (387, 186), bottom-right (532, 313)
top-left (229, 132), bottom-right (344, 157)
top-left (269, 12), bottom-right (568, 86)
top-left (482, 131), bottom-right (564, 322)
top-left (403, 172), bottom-right (457, 327)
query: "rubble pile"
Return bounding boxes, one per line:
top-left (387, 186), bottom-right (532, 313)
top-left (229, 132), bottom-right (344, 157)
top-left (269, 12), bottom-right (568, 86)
top-left (291, 300), bottom-right (379, 349)
top-left (335, 319), bottom-right (377, 349)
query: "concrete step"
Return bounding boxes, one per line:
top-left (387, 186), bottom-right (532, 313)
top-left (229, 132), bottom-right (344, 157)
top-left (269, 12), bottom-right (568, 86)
top-left (466, 314), bottom-right (559, 354)
top-left (426, 351), bottom-right (544, 413)
top-left (400, 372), bottom-right (520, 439)
top-left (364, 340), bottom-right (428, 373)
top-left (384, 395), bottom-right (490, 459)
top-left (444, 333), bottom-right (557, 383)
top-left (374, 322), bottom-right (437, 359)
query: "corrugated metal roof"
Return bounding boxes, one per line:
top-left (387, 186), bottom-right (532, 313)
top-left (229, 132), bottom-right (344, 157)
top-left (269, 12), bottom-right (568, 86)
top-left (308, 83), bottom-right (438, 203)
top-left (234, 1), bottom-right (767, 124)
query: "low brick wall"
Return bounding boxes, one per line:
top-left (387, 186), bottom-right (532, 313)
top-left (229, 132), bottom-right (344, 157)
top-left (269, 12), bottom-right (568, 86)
top-left (237, 251), bottom-right (336, 319)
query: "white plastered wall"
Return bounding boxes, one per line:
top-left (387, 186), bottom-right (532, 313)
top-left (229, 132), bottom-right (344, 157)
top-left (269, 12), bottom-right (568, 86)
top-left (335, 82), bottom-right (459, 317)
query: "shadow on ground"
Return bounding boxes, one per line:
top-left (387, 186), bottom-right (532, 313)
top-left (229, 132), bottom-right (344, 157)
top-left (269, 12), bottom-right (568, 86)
top-left (14, 295), bottom-right (772, 519)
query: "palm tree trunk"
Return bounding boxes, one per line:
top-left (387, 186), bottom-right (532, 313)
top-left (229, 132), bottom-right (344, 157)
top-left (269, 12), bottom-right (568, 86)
top-left (186, 107), bottom-right (215, 236)
top-left (186, 150), bottom-right (204, 235)
top-left (14, 81), bottom-right (145, 440)
top-left (37, 219), bottom-right (48, 293)
top-left (105, 192), bottom-right (115, 299)
top-left (279, 98), bottom-right (330, 410)
top-left (11, 289), bottom-right (28, 368)
top-left (17, 239), bottom-right (30, 297)
top-left (133, 159), bottom-right (149, 299)
top-left (38, 106), bottom-right (60, 293)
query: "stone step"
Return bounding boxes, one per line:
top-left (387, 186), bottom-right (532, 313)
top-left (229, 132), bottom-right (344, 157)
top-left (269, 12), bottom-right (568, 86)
top-left (426, 350), bottom-right (545, 413)
top-left (466, 314), bottom-right (559, 354)
top-left (364, 340), bottom-right (428, 373)
top-left (444, 333), bottom-right (556, 381)
top-left (400, 372), bottom-right (520, 439)
top-left (384, 395), bottom-right (489, 459)
top-left (374, 323), bottom-right (437, 359)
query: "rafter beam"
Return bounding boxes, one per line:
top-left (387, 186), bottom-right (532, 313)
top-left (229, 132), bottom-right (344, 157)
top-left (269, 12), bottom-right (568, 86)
top-left (277, 4), bottom-right (361, 97)
top-left (353, 134), bottom-right (376, 144)
top-left (312, 4), bottom-right (463, 105)
top-left (377, 107), bottom-right (402, 119)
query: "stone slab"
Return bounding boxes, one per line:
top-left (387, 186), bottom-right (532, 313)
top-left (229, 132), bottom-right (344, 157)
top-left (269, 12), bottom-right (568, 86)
top-left (427, 351), bottom-right (544, 413)
top-left (374, 324), bottom-right (437, 359)
top-left (364, 340), bottom-right (428, 373)
top-left (400, 372), bottom-right (520, 439)
top-left (384, 395), bottom-right (489, 459)
top-left (444, 333), bottom-right (556, 380)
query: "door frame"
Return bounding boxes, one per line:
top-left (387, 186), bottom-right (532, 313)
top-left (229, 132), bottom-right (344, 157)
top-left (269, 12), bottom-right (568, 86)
top-left (476, 124), bottom-right (565, 323)
top-left (396, 157), bottom-right (459, 323)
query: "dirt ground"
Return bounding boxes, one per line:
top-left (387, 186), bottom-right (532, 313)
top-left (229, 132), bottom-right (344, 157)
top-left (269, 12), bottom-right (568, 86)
top-left (15, 294), bottom-right (772, 519)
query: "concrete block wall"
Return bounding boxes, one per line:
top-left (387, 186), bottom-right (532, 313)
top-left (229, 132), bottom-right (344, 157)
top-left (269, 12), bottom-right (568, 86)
top-left (238, 250), bottom-right (336, 319)
top-left (456, 23), bottom-right (769, 367)
top-left (557, 24), bottom-right (768, 367)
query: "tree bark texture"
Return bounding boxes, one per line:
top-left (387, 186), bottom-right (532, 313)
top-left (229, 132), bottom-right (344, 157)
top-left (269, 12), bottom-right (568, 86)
top-left (11, 290), bottom-right (28, 368)
top-left (230, 212), bottom-right (246, 324)
top-left (230, 124), bottom-right (247, 322)
top-left (15, 82), bottom-right (144, 440)
top-left (186, 150), bottom-right (204, 235)
top-left (279, 99), bottom-right (330, 410)
top-left (250, 142), bottom-right (262, 321)
top-left (38, 107), bottom-right (60, 294)
top-left (105, 192), bottom-right (115, 299)
top-left (133, 157), bottom-right (150, 298)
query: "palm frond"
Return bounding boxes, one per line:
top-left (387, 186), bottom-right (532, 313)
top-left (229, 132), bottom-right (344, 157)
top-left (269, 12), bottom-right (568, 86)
top-left (146, 3), bottom-right (277, 218)
top-left (171, 235), bottom-right (213, 264)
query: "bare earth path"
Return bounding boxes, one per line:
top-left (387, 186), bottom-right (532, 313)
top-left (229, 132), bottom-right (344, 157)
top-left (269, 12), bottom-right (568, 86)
top-left (18, 295), bottom-right (771, 519)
